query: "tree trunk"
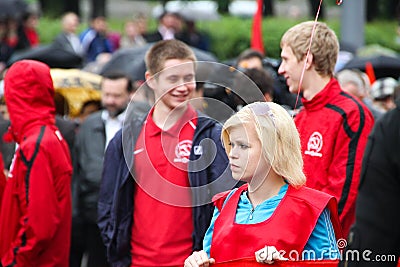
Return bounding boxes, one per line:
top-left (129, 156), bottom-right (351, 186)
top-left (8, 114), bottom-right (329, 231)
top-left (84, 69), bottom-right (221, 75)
top-left (366, 0), bottom-right (378, 22)
top-left (217, 0), bottom-right (230, 14)
top-left (308, 0), bottom-right (324, 19)
top-left (91, 0), bottom-right (106, 18)
top-left (63, 0), bottom-right (80, 17)
top-left (263, 0), bottom-right (274, 17)
top-left (38, 0), bottom-right (63, 17)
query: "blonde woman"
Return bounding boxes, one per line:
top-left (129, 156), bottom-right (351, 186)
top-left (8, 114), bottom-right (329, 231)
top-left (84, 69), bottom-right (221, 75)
top-left (184, 102), bottom-right (342, 266)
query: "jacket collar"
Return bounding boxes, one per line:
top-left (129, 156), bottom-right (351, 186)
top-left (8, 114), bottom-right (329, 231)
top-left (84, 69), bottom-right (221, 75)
top-left (302, 78), bottom-right (342, 111)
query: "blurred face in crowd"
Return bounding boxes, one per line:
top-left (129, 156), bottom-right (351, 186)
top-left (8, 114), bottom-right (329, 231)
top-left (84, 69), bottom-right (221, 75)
top-left (92, 17), bottom-right (107, 34)
top-left (25, 14), bottom-right (39, 29)
top-left (63, 13), bottom-right (80, 34)
top-left (341, 82), bottom-right (364, 99)
top-left (101, 77), bottom-right (132, 117)
top-left (124, 21), bottom-right (139, 38)
top-left (238, 57), bottom-right (263, 70)
top-left (161, 13), bottom-right (182, 32)
top-left (136, 17), bottom-right (147, 34)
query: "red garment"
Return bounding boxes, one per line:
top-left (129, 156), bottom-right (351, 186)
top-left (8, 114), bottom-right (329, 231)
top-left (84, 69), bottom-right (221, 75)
top-left (295, 78), bottom-right (374, 238)
top-left (131, 106), bottom-right (197, 266)
top-left (210, 184), bottom-right (342, 262)
top-left (0, 60), bottom-right (72, 267)
top-left (24, 28), bottom-right (39, 47)
top-left (0, 153), bottom-right (6, 210)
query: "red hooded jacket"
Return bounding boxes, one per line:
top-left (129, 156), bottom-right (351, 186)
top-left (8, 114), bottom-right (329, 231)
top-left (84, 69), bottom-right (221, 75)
top-left (0, 153), bottom-right (6, 209)
top-left (0, 60), bottom-right (72, 267)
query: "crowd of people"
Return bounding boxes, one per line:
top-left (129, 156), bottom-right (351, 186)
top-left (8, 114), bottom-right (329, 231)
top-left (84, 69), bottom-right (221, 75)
top-left (0, 10), bottom-right (399, 267)
top-left (0, 9), bottom-right (211, 74)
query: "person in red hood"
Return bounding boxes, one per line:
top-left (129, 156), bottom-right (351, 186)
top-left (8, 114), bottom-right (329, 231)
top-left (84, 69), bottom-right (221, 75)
top-left (0, 60), bottom-right (73, 267)
top-left (0, 153), bottom-right (6, 209)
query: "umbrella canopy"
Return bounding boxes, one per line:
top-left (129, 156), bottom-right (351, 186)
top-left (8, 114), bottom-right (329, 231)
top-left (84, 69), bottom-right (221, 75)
top-left (100, 43), bottom-right (218, 82)
top-left (339, 55), bottom-right (400, 79)
top-left (8, 45), bottom-right (83, 69)
top-left (50, 69), bottom-right (102, 118)
top-left (0, 0), bottom-right (28, 19)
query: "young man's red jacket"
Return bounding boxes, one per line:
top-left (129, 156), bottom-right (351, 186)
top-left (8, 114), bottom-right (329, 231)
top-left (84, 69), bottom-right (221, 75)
top-left (0, 60), bottom-right (72, 267)
top-left (0, 153), bottom-right (6, 209)
top-left (295, 78), bottom-right (374, 238)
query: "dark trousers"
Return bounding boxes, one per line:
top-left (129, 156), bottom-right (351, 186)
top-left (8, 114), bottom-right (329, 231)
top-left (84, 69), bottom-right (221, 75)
top-left (70, 221), bottom-right (110, 267)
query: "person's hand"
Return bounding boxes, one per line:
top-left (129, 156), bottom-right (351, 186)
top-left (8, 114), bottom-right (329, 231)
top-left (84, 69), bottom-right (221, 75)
top-left (184, 250), bottom-right (215, 267)
top-left (255, 246), bottom-right (288, 264)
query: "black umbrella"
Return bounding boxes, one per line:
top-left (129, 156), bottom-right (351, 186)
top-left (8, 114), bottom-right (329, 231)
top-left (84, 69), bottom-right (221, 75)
top-left (7, 45), bottom-right (83, 69)
top-left (100, 43), bottom-right (218, 81)
top-left (0, 0), bottom-right (28, 19)
top-left (339, 55), bottom-right (400, 79)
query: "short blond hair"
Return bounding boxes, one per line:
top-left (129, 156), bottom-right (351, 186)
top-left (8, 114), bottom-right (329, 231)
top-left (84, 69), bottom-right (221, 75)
top-left (221, 102), bottom-right (306, 187)
top-left (145, 39), bottom-right (197, 76)
top-left (280, 21), bottom-right (339, 77)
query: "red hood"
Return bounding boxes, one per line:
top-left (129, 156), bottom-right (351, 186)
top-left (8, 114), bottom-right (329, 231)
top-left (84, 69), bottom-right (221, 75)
top-left (4, 60), bottom-right (55, 143)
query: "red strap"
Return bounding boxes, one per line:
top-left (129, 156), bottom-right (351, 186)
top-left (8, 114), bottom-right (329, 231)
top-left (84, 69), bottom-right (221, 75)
top-left (212, 190), bottom-right (232, 211)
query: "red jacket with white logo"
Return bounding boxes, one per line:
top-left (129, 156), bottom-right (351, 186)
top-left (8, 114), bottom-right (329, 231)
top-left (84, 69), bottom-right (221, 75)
top-left (0, 60), bottom-right (72, 267)
top-left (295, 78), bottom-right (374, 238)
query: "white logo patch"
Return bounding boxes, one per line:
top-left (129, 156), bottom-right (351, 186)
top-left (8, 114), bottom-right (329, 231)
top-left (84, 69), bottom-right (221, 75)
top-left (305, 131), bottom-right (323, 157)
top-left (194, 145), bottom-right (203, 156)
top-left (174, 140), bottom-right (192, 163)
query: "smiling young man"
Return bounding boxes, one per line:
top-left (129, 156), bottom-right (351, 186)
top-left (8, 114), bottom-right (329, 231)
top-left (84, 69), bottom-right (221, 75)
top-left (97, 40), bottom-right (233, 267)
top-left (278, 21), bottom-right (374, 239)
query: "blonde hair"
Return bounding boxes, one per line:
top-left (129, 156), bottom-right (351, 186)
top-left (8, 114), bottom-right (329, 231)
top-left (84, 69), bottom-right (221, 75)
top-left (145, 39), bottom-right (197, 76)
top-left (280, 21), bottom-right (339, 77)
top-left (221, 102), bottom-right (306, 187)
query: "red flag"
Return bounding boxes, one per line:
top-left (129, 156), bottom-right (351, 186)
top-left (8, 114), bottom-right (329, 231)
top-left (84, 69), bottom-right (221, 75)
top-left (251, 0), bottom-right (264, 54)
top-left (365, 61), bottom-right (376, 85)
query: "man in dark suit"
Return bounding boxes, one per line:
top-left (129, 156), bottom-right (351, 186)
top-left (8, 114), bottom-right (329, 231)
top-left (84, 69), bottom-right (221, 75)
top-left (52, 12), bottom-right (83, 56)
top-left (143, 11), bottom-right (183, 42)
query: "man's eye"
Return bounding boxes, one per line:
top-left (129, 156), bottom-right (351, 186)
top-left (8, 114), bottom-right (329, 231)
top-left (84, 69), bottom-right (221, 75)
top-left (184, 75), bottom-right (194, 82)
top-left (168, 77), bottom-right (179, 83)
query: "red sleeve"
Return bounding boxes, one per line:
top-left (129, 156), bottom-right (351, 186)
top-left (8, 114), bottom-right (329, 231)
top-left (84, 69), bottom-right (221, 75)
top-left (0, 153), bottom-right (6, 209)
top-left (212, 190), bottom-right (231, 211)
top-left (323, 107), bottom-right (374, 238)
top-left (2, 148), bottom-right (61, 266)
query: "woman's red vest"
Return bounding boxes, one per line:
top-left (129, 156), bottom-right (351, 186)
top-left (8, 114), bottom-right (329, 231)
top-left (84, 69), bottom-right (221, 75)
top-left (210, 184), bottom-right (342, 262)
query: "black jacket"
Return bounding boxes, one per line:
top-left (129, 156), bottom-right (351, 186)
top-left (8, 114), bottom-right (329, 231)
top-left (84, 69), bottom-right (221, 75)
top-left (344, 99), bottom-right (400, 266)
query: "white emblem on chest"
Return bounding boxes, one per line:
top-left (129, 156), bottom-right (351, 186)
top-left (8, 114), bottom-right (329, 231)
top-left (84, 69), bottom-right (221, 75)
top-left (305, 131), bottom-right (323, 157)
top-left (174, 140), bottom-right (192, 163)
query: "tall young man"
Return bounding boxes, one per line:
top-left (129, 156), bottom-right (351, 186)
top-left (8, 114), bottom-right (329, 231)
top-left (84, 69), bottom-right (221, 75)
top-left (278, 21), bottom-right (374, 238)
top-left (97, 40), bottom-right (233, 267)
